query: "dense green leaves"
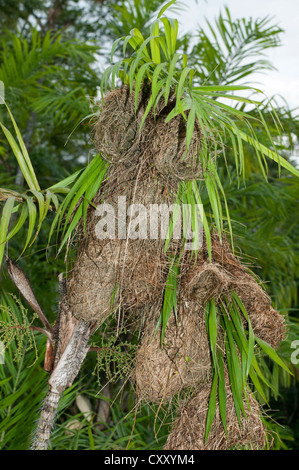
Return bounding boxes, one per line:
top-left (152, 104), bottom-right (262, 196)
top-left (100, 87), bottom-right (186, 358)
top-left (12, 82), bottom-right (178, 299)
top-left (155, 256), bottom-right (179, 345)
top-left (0, 294), bottom-right (83, 450)
top-left (0, 30), bottom-right (98, 123)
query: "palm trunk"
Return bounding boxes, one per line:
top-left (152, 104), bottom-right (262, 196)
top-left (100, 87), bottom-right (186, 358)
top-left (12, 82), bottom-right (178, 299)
top-left (31, 319), bottom-right (92, 450)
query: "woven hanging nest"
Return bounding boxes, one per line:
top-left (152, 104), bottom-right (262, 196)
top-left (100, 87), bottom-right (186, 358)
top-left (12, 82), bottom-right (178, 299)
top-left (93, 86), bottom-right (203, 180)
top-left (164, 380), bottom-right (268, 450)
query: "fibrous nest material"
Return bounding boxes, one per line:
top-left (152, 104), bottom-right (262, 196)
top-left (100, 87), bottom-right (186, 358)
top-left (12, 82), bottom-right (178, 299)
top-left (134, 302), bottom-right (211, 403)
top-left (69, 86), bottom-right (286, 346)
top-left (66, 216), bottom-right (167, 323)
top-left (66, 174), bottom-right (174, 323)
top-left (164, 380), bottom-right (268, 450)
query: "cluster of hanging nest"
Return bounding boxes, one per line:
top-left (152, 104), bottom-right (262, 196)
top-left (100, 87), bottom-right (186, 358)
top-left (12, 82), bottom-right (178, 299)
top-left (65, 85), bottom-right (286, 449)
top-left (133, 235), bottom-right (286, 395)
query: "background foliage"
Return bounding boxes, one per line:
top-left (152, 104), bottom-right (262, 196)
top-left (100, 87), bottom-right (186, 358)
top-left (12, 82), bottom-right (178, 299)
top-left (0, 0), bottom-right (298, 450)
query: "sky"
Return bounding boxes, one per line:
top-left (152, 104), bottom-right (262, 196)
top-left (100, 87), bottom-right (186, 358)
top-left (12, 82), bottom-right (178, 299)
top-left (177, 0), bottom-right (299, 111)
